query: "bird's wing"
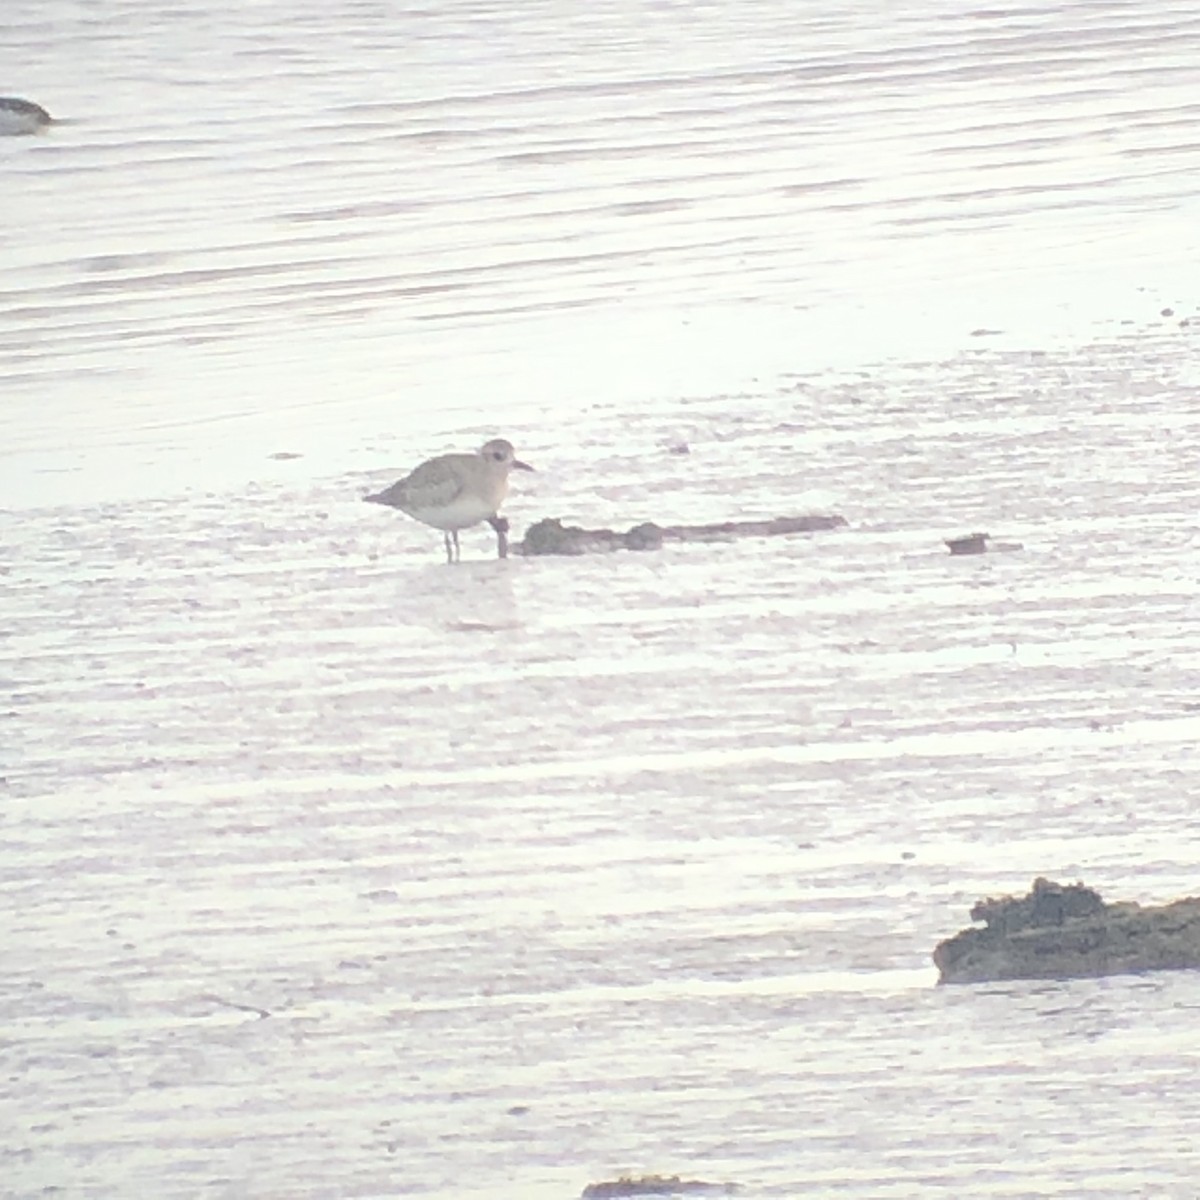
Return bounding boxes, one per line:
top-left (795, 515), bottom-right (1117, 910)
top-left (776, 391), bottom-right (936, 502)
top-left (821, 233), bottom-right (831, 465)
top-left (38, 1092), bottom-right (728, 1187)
top-left (383, 453), bottom-right (472, 511)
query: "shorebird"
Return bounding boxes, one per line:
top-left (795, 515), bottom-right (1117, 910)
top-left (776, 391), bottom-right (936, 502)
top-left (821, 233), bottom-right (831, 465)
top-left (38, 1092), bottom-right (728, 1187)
top-left (0, 97), bottom-right (53, 136)
top-left (365, 438), bottom-right (533, 563)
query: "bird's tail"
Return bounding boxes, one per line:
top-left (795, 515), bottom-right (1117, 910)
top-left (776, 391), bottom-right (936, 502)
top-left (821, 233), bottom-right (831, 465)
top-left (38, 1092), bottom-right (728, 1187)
top-left (364, 483), bottom-right (401, 507)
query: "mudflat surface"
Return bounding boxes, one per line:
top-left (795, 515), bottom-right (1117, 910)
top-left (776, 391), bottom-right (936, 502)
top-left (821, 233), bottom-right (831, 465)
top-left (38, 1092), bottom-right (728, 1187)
top-left (4, 1), bottom-right (1200, 1197)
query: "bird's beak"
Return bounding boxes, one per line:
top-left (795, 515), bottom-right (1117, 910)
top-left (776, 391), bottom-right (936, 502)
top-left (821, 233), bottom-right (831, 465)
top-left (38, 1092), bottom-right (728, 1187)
top-left (513, 459), bottom-right (534, 471)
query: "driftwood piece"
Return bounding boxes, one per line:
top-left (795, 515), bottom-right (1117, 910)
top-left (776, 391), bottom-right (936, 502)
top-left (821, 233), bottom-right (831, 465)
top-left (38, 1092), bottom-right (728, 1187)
top-left (582, 1177), bottom-right (736, 1198)
top-left (518, 514), bottom-right (847, 557)
top-left (933, 877), bottom-right (1200, 985)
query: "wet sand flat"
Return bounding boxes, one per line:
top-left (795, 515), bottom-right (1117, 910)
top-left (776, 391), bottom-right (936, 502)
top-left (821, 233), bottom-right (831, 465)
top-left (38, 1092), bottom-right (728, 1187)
top-left (4, 1), bottom-right (1200, 1197)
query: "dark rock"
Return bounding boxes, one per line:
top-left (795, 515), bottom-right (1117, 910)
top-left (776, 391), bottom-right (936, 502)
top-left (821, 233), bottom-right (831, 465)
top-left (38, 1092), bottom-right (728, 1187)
top-left (968, 876), bottom-right (1104, 933)
top-left (0, 96), bottom-right (53, 134)
top-left (933, 877), bottom-right (1200, 984)
top-left (518, 514), bottom-right (846, 557)
top-left (582, 1176), bottom-right (736, 1198)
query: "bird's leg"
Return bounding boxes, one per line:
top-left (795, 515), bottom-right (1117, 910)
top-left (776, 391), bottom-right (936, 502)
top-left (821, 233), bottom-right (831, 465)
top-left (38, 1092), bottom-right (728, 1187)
top-left (487, 515), bottom-right (510, 559)
top-left (443, 531), bottom-right (454, 563)
top-left (452, 530), bottom-right (461, 562)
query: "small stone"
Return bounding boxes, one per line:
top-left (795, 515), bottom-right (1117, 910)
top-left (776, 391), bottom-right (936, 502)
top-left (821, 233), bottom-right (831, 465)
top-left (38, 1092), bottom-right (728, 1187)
top-left (945, 532), bottom-right (988, 555)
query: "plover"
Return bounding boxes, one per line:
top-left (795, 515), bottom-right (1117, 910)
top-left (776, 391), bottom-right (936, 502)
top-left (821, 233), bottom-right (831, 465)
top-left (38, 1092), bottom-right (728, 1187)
top-left (0, 97), bottom-right (53, 136)
top-left (365, 438), bottom-right (533, 562)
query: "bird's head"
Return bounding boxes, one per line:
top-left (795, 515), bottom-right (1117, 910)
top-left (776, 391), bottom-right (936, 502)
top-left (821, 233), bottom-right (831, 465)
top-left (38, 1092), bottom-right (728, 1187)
top-left (480, 438), bottom-right (533, 472)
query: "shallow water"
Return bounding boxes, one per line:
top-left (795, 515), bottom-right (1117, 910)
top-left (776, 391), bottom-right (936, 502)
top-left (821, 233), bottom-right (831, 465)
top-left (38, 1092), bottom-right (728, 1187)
top-left (4, 1), bottom-right (1200, 1197)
